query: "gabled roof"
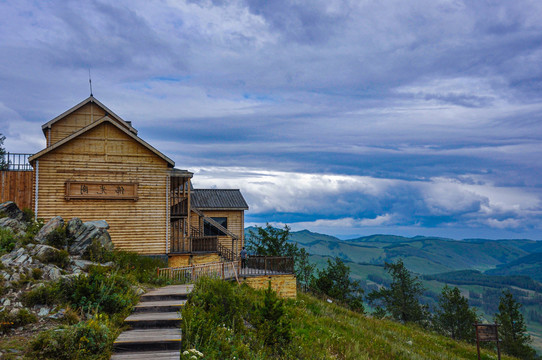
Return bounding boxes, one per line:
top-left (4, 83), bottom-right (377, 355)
top-left (191, 189), bottom-right (249, 210)
top-left (41, 95), bottom-right (137, 135)
top-left (29, 116), bottom-right (174, 167)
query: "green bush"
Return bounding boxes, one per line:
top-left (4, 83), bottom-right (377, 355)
top-left (83, 239), bottom-right (113, 263)
top-left (29, 314), bottom-right (115, 360)
top-left (0, 308), bottom-right (37, 333)
top-left (32, 267), bottom-right (43, 280)
top-left (39, 248), bottom-right (70, 269)
top-left (62, 266), bottom-right (138, 316)
top-left (15, 308), bottom-right (37, 326)
top-left (21, 282), bottom-right (62, 307)
top-left (181, 277), bottom-right (293, 359)
top-left (44, 226), bottom-right (73, 250)
top-left (20, 215), bottom-right (44, 245)
top-left (0, 227), bottom-right (17, 254)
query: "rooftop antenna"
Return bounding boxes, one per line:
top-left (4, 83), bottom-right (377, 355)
top-left (88, 68), bottom-right (93, 97)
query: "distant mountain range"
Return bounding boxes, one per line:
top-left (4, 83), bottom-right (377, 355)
top-left (245, 227), bottom-right (542, 277)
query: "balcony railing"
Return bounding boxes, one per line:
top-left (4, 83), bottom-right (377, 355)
top-left (1, 153), bottom-right (33, 171)
top-left (241, 256), bottom-right (295, 276)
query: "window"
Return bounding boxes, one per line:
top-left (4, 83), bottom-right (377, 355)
top-left (204, 217), bottom-right (227, 236)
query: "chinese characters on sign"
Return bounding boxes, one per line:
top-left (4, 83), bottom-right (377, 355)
top-left (66, 181), bottom-right (138, 200)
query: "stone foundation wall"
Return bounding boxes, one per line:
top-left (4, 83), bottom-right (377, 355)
top-left (241, 274), bottom-right (297, 299)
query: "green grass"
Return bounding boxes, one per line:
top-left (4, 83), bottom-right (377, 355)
top-left (182, 276), bottom-right (516, 359)
top-left (292, 292), bottom-right (516, 360)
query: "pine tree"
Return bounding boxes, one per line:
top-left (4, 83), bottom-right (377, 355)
top-left (495, 290), bottom-right (536, 360)
top-left (434, 285), bottom-right (478, 342)
top-left (246, 223), bottom-right (298, 257)
top-left (367, 259), bottom-right (428, 324)
top-left (311, 257), bottom-right (364, 312)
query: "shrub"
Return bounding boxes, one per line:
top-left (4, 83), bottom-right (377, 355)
top-left (0, 227), bottom-right (17, 254)
top-left (0, 308), bottom-right (37, 333)
top-left (20, 215), bottom-right (44, 245)
top-left (44, 226), bottom-right (73, 250)
top-left (29, 314), bottom-right (115, 360)
top-left (62, 266), bottom-right (138, 316)
top-left (15, 308), bottom-right (38, 326)
top-left (110, 250), bottom-right (168, 285)
top-left (32, 267), bottom-right (43, 280)
top-left (83, 239), bottom-right (113, 263)
top-left (21, 282), bottom-right (62, 307)
top-left (39, 248), bottom-right (70, 269)
top-left (181, 277), bottom-right (293, 359)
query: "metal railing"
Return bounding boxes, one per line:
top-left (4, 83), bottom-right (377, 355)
top-left (242, 256), bottom-right (294, 276)
top-left (157, 261), bottom-right (240, 283)
top-left (156, 256), bottom-right (295, 283)
top-left (0, 153), bottom-right (33, 171)
top-left (218, 242), bottom-right (237, 262)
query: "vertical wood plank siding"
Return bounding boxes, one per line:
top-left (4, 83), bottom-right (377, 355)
top-left (0, 171), bottom-right (34, 210)
top-left (35, 122), bottom-right (169, 255)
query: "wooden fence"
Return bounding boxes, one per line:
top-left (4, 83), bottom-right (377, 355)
top-left (0, 170), bottom-right (33, 210)
top-left (157, 261), bottom-right (240, 283)
top-left (156, 256), bottom-right (295, 283)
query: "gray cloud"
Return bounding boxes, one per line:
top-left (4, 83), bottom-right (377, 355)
top-left (1, 0), bottom-right (542, 238)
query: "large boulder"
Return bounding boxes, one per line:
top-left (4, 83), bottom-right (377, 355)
top-left (67, 218), bottom-right (113, 256)
top-left (35, 216), bottom-right (65, 243)
top-left (0, 201), bottom-right (26, 234)
top-left (0, 217), bottom-right (26, 234)
top-left (0, 201), bottom-right (23, 221)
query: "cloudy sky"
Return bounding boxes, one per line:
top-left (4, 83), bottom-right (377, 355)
top-left (1, 0), bottom-right (542, 240)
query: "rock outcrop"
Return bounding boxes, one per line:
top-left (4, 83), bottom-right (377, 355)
top-left (0, 206), bottom-right (116, 323)
top-left (0, 201), bottom-right (27, 234)
top-left (66, 218), bottom-right (113, 256)
top-left (35, 216), bottom-right (64, 243)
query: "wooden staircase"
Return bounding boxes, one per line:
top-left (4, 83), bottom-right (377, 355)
top-left (110, 285), bottom-right (193, 360)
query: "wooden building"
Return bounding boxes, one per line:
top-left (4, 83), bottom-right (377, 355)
top-left (23, 96), bottom-right (247, 264)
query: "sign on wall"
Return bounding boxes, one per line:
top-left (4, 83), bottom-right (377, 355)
top-left (65, 181), bottom-right (138, 200)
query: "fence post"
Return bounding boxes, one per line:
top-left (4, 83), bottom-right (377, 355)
top-left (221, 262), bottom-right (225, 280)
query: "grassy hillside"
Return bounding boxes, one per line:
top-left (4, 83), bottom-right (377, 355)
top-left (182, 276), bottom-right (515, 359)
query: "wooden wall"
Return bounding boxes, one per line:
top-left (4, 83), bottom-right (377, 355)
top-left (168, 253), bottom-right (221, 267)
top-left (0, 171), bottom-right (33, 210)
top-left (190, 209), bottom-right (245, 253)
top-left (48, 103), bottom-right (107, 146)
top-left (34, 122), bottom-right (170, 255)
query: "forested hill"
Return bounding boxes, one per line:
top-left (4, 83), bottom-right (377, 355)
top-left (245, 227), bottom-right (541, 276)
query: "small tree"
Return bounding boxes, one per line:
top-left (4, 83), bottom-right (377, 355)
top-left (296, 248), bottom-right (315, 292)
top-left (255, 282), bottom-right (292, 354)
top-left (0, 133), bottom-right (6, 170)
top-left (495, 290), bottom-right (536, 360)
top-left (434, 285), bottom-right (478, 342)
top-left (247, 224), bottom-right (318, 291)
top-left (246, 224), bottom-right (298, 257)
top-left (367, 259), bottom-right (428, 324)
top-left (311, 257), bottom-right (364, 312)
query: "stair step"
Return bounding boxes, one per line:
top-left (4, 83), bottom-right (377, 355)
top-left (133, 300), bottom-right (186, 313)
top-left (125, 312), bottom-right (182, 329)
top-left (139, 285), bottom-right (192, 302)
top-left (110, 350), bottom-right (180, 359)
top-left (113, 328), bottom-right (181, 352)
